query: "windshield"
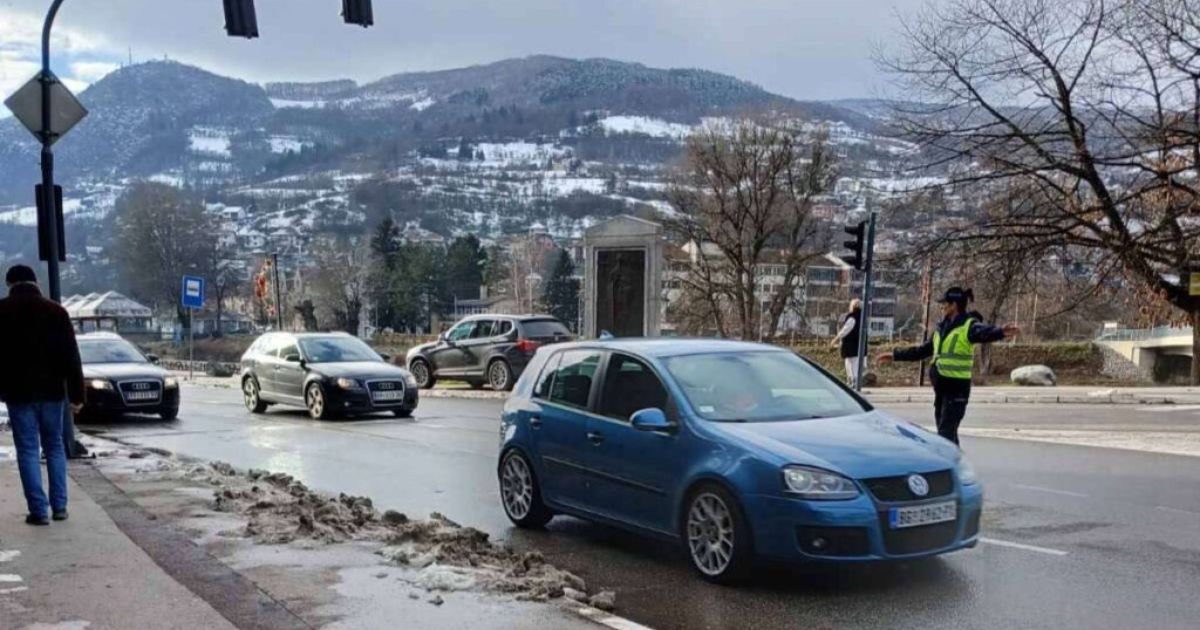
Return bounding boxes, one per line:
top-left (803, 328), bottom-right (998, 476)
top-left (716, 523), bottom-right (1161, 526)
top-left (78, 340), bottom-right (147, 364)
top-left (663, 351), bottom-right (867, 422)
top-left (298, 337), bottom-right (381, 364)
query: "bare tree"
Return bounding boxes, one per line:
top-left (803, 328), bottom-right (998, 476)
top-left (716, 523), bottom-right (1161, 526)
top-left (882, 0), bottom-right (1200, 382)
top-left (308, 238), bottom-right (368, 334)
top-left (666, 120), bottom-right (836, 339)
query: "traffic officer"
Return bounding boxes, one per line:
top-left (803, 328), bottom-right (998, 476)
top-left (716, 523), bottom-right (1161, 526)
top-left (878, 287), bottom-right (1018, 445)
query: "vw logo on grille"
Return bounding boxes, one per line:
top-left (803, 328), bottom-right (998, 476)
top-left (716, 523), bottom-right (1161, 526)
top-left (132, 382), bottom-right (152, 391)
top-left (907, 474), bottom-right (930, 497)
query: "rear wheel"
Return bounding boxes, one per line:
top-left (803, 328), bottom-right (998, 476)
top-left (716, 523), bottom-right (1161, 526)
top-left (499, 450), bottom-right (553, 528)
top-left (683, 484), bottom-right (753, 584)
top-left (488, 359), bottom-right (514, 392)
top-left (243, 377), bottom-right (267, 413)
top-left (305, 383), bottom-right (333, 420)
top-left (410, 359), bottom-right (436, 389)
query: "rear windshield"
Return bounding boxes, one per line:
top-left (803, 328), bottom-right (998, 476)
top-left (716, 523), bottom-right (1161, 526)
top-left (521, 319), bottom-right (572, 338)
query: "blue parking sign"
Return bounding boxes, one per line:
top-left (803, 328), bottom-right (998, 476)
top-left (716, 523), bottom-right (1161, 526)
top-left (182, 275), bottom-right (205, 309)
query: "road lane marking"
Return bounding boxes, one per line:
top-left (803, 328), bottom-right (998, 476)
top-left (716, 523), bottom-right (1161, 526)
top-left (575, 606), bottom-right (656, 630)
top-left (1155, 505), bottom-right (1200, 517)
top-left (1138, 405), bottom-right (1200, 413)
top-left (979, 537), bottom-right (1069, 556)
top-left (0, 574), bottom-right (23, 583)
top-left (1014, 484), bottom-right (1089, 498)
top-left (0, 550), bottom-right (19, 563)
top-left (0, 587), bottom-right (28, 595)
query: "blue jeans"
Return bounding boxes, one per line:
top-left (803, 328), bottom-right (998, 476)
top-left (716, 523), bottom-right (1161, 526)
top-left (7, 401), bottom-right (68, 518)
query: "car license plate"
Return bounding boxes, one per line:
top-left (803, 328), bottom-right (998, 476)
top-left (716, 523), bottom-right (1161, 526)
top-left (372, 390), bottom-right (403, 402)
top-left (127, 392), bottom-right (158, 401)
top-left (889, 501), bottom-right (957, 529)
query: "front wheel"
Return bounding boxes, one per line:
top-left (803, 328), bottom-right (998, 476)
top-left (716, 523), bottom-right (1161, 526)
top-left (392, 408), bottom-right (413, 418)
top-left (305, 383), bottom-right (333, 420)
top-left (683, 484), bottom-right (754, 584)
top-left (159, 407), bottom-right (179, 421)
top-left (243, 377), bottom-right (267, 413)
top-left (488, 359), bottom-right (514, 392)
top-left (410, 359), bottom-right (436, 390)
top-left (499, 450), bottom-right (553, 528)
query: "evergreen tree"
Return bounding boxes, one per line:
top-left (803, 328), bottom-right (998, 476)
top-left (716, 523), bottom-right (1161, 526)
top-left (543, 249), bottom-right (580, 331)
top-left (445, 235), bottom-right (486, 301)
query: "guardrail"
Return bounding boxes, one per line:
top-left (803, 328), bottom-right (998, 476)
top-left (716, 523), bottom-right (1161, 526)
top-left (160, 359), bottom-right (239, 376)
top-left (1095, 326), bottom-right (1193, 342)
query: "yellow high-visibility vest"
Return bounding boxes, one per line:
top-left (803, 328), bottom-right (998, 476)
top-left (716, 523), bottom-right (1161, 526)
top-left (932, 317), bottom-right (975, 380)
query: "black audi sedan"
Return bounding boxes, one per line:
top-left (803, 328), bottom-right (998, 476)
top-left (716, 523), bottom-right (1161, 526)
top-left (239, 332), bottom-right (418, 420)
top-left (78, 333), bottom-right (180, 421)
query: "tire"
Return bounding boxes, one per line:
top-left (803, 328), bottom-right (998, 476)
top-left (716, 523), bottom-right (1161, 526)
top-left (410, 359), bottom-right (436, 390)
top-left (159, 408), bottom-right (179, 421)
top-left (243, 377), bottom-right (267, 413)
top-left (682, 483), bottom-right (754, 584)
top-left (393, 408), bottom-right (413, 418)
top-left (305, 382), bottom-right (334, 420)
top-left (487, 359), bottom-right (514, 392)
top-left (499, 450), bottom-right (553, 528)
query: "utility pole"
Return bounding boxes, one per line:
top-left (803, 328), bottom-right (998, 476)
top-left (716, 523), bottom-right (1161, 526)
top-left (272, 252), bottom-right (283, 330)
top-left (40, 0), bottom-right (67, 302)
top-left (853, 209), bottom-right (878, 392)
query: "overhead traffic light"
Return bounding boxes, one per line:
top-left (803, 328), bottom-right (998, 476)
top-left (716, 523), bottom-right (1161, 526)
top-left (342, 0), bottom-right (374, 27)
top-left (841, 221), bottom-right (867, 271)
top-left (223, 0), bottom-right (259, 38)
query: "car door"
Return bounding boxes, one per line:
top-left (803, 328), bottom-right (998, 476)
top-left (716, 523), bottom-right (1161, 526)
top-left (528, 349), bottom-right (602, 512)
top-left (430, 320), bottom-right (476, 375)
top-left (255, 335), bottom-right (284, 395)
top-left (460, 319), bottom-right (497, 376)
top-left (274, 338), bottom-right (306, 402)
top-left (585, 352), bottom-right (680, 533)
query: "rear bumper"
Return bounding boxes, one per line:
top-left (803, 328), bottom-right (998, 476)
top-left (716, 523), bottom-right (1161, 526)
top-left (745, 482), bottom-right (983, 563)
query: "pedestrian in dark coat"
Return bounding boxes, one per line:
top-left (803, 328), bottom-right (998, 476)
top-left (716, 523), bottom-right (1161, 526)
top-left (0, 265), bottom-right (85, 525)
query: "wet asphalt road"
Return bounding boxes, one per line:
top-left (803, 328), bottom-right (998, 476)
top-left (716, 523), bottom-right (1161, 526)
top-left (81, 388), bottom-right (1200, 629)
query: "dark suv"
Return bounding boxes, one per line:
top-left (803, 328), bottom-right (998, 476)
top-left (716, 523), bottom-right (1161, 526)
top-left (240, 332), bottom-right (418, 419)
top-left (406, 315), bottom-right (573, 391)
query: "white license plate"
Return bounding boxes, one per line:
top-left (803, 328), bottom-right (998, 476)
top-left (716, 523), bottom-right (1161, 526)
top-left (127, 392), bottom-right (158, 401)
top-left (372, 390), bottom-right (404, 401)
top-left (888, 501), bottom-right (957, 529)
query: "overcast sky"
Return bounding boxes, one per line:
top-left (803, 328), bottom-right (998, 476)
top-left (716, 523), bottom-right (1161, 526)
top-left (1, 0), bottom-right (927, 107)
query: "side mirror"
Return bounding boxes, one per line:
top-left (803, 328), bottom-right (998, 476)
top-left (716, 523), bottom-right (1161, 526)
top-left (146, 354), bottom-right (160, 364)
top-left (284, 353), bottom-right (302, 363)
top-left (631, 408), bottom-right (673, 432)
top-left (379, 353), bottom-right (392, 363)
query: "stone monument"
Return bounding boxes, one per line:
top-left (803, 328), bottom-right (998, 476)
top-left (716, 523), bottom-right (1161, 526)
top-left (581, 215), bottom-right (664, 338)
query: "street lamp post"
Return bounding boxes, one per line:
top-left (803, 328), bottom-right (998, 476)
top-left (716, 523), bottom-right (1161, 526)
top-left (39, 0), bottom-right (67, 302)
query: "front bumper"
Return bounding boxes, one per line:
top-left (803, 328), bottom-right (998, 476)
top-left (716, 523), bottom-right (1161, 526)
top-left (325, 385), bottom-right (419, 414)
top-left (745, 482), bottom-right (983, 563)
top-left (83, 386), bottom-right (180, 416)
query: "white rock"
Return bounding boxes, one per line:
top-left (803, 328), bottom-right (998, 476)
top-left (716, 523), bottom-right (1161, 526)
top-left (1011, 365), bottom-right (1057, 386)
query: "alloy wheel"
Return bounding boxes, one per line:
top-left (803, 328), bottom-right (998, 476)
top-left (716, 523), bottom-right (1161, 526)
top-left (306, 385), bottom-right (325, 419)
top-left (243, 379), bottom-right (259, 410)
top-left (489, 361), bottom-right (511, 391)
top-left (687, 493), bottom-right (735, 576)
top-left (411, 361), bottom-right (432, 388)
top-left (500, 454), bottom-right (534, 520)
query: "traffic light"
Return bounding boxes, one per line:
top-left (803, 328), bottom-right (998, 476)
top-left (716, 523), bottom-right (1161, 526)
top-left (342, 0), bottom-right (374, 27)
top-left (223, 0), bottom-right (259, 38)
top-left (841, 221), bottom-right (866, 270)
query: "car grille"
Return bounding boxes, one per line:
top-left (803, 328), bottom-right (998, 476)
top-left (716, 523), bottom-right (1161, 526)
top-left (796, 526), bottom-right (870, 557)
top-left (118, 380), bottom-right (162, 405)
top-left (366, 380), bottom-right (406, 406)
top-left (862, 470), bottom-right (954, 502)
top-left (878, 514), bottom-right (959, 555)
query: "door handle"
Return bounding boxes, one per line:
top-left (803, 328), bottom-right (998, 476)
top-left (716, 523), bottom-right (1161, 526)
top-left (529, 416), bottom-right (542, 429)
top-left (587, 431), bottom-right (605, 445)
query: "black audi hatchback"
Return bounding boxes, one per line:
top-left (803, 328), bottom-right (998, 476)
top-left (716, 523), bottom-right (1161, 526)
top-left (78, 333), bottom-right (180, 421)
top-left (240, 332), bottom-right (418, 419)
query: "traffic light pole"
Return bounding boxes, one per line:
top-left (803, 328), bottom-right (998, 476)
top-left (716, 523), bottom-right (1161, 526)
top-left (854, 210), bottom-right (878, 392)
top-left (40, 0), bottom-right (66, 303)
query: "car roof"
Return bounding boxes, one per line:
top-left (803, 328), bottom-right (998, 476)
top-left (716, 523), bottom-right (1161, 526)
top-left (461, 314), bottom-right (561, 322)
top-left (78, 332), bottom-right (125, 341)
top-left (543, 338), bottom-right (785, 359)
top-left (261, 331), bottom-right (354, 339)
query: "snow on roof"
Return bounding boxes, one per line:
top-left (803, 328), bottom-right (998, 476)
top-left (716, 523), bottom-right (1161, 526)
top-left (66, 291), bottom-right (153, 319)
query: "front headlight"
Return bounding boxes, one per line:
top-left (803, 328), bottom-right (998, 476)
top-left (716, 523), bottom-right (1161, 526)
top-left (164, 377), bottom-right (179, 389)
top-left (958, 457), bottom-right (978, 485)
top-left (782, 466), bottom-right (860, 500)
top-left (89, 379), bottom-right (112, 390)
top-left (336, 377), bottom-right (359, 390)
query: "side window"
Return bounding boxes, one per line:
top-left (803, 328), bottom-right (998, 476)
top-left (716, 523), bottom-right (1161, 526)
top-left (276, 341), bottom-right (299, 359)
top-left (256, 335), bottom-right (280, 357)
top-left (471, 320), bottom-right (496, 339)
top-left (599, 354), bottom-right (669, 422)
top-left (547, 350), bottom-right (602, 410)
top-left (533, 352), bottom-right (563, 399)
top-left (448, 321), bottom-right (476, 342)
top-left (495, 320), bottom-right (513, 336)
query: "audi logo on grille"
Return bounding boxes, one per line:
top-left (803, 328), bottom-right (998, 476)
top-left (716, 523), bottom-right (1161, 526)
top-left (376, 382), bottom-right (397, 390)
top-left (131, 382), bottom-right (153, 391)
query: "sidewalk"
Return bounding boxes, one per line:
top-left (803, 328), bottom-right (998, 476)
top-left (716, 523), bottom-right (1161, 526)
top-left (862, 385), bottom-right (1200, 405)
top-left (0, 435), bottom-right (236, 630)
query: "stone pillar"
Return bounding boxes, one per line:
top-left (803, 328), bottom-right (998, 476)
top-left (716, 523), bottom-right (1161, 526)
top-left (581, 216), bottom-right (664, 339)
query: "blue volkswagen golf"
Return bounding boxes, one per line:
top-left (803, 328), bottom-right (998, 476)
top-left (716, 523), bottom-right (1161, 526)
top-left (497, 339), bottom-right (982, 583)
